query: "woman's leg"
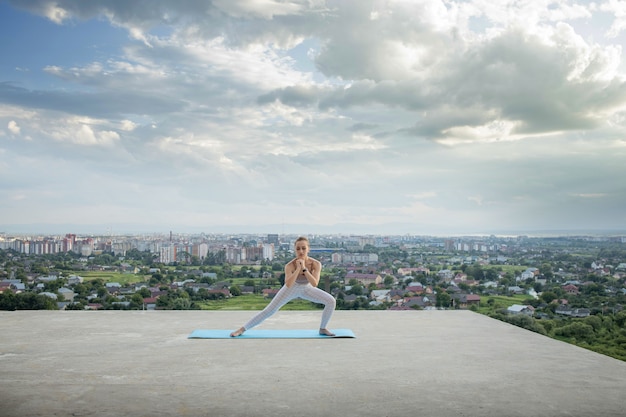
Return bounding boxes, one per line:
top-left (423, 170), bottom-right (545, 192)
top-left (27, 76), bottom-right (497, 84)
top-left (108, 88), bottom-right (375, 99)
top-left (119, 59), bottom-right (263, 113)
top-left (240, 285), bottom-right (299, 331)
top-left (300, 285), bottom-right (336, 332)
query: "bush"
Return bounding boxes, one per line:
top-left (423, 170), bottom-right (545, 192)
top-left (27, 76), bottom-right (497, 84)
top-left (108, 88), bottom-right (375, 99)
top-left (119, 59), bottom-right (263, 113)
top-left (0, 292), bottom-right (58, 310)
top-left (554, 322), bottom-right (594, 340)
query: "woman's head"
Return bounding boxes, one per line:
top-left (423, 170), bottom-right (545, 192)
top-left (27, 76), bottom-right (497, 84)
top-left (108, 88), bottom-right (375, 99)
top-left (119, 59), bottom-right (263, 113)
top-left (294, 236), bottom-right (309, 258)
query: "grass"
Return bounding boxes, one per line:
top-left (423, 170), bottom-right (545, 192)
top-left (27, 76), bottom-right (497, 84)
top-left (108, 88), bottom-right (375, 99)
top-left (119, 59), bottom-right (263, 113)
top-left (488, 265), bottom-right (529, 274)
top-left (76, 271), bottom-right (148, 286)
top-left (475, 294), bottom-right (534, 314)
top-left (198, 294), bottom-right (321, 311)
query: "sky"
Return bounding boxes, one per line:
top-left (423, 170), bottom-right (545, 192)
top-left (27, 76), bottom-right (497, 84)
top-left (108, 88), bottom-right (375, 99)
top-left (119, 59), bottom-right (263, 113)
top-left (1, 0), bottom-right (626, 237)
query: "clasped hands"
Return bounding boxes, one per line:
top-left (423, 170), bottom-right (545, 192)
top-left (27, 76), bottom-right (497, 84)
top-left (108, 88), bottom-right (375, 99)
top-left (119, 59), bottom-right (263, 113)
top-left (295, 259), bottom-right (307, 271)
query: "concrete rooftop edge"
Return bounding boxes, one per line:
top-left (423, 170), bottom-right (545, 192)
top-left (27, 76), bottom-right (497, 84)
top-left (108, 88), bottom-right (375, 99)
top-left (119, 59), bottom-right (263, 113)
top-left (1, 310), bottom-right (626, 417)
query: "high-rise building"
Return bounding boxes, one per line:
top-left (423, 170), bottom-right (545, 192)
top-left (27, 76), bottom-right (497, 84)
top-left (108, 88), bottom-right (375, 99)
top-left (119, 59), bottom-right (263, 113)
top-left (262, 243), bottom-right (274, 261)
top-left (267, 234), bottom-right (279, 245)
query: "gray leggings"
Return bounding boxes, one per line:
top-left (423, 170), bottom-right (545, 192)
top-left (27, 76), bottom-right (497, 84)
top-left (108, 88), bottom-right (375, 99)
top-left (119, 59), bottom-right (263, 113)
top-left (243, 283), bottom-right (336, 330)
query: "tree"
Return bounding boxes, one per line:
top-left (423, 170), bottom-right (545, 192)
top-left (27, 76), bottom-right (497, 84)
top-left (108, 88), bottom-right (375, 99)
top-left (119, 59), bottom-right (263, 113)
top-left (130, 293), bottom-right (144, 309)
top-left (172, 298), bottom-right (193, 310)
top-left (349, 284), bottom-right (364, 296)
top-left (436, 292), bottom-right (451, 308)
top-left (230, 285), bottom-right (242, 296)
top-left (137, 287), bottom-right (151, 298)
top-left (484, 268), bottom-right (499, 281)
top-left (554, 322), bottom-right (594, 340)
top-left (541, 291), bottom-right (557, 304)
top-left (0, 292), bottom-right (57, 310)
top-left (540, 263), bottom-right (554, 280)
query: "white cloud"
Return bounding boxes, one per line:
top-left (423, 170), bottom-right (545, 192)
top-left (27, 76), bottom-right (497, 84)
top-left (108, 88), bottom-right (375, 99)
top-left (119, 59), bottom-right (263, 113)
top-left (1, 0), bottom-right (626, 234)
top-left (212, 0), bottom-right (315, 19)
top-left (601, 0), bottom-right (626, 38)
top-left (43, 2), bottom-right (70, 24)
top-left (8, 120), bottom-right (20, 135)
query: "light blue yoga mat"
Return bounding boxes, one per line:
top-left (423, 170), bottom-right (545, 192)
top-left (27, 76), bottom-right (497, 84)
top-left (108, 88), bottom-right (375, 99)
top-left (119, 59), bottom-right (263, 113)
top-left (188, 328), bottom-right (356, 339)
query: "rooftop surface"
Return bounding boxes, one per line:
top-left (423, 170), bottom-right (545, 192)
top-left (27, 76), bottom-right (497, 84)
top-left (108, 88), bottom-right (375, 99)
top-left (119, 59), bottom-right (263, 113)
top-left (1, 310), bottom-right (625, 417)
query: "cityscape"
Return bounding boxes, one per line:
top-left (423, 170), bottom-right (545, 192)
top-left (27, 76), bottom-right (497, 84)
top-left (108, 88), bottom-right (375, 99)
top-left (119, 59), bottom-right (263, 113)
top-left (2, 229), bottom-right (626, 362)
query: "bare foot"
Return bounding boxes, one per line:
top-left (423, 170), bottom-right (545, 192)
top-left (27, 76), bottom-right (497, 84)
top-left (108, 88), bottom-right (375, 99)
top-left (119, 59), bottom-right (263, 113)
top-left (230, 327), bottom-right (245, 337)
top-left (319, 328), bottom-right (335, 337)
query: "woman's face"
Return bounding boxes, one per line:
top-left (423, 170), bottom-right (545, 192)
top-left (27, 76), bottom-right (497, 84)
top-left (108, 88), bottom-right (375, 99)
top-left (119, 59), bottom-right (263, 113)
top-left (295, 241), bottom-right (309, 258)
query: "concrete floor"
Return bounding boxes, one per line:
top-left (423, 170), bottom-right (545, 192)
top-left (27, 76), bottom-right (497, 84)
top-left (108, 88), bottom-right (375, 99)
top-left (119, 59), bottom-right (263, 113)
top-left (1, 310), bottom-right (625, 417)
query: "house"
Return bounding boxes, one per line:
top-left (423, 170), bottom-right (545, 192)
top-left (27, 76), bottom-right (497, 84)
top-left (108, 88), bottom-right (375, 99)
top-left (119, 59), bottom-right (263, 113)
top-left (508, 286), bottom-right (525, 295)
top-left (388, 289), bottom-right (405, 298)
top-left (143, 297), bottom-right (158, 310)
top-left (397, 267), bottom-right (430, 276)
top-left (37, 275), bottom-right (59, 283)
top-left (7, 281), bottom-right (26, 292)
top-left (405, 285), bottom-right (424, 294)
top-left (262, 288), bottom-right (280, 299)
top-left (507, 304), bottom-right (534, 315)
top-left (562, 284), bottom-right (579, 295)
top-left (437, 269), bottom-right (454, 282)
top-left (452, 294), bottom-right (481, 309)
top-left (39, 292), bottom-right (58, 300)
top-left (187, 283), bottom-right (210, 292)
top-left (370, 289), bottom-right (391, 302)
top-left (208, 289), bottom-right (231, 298)
top-left (402, 296), bottom-right (431, 309)
top-left (67, 275), bottom-right (84, 285)
top-left (344, 273), bottom-right (382, 287)
top-left (112, 301), bottom-right (131, 309)
top-left (388, 305), bottom-right (414, 310)
top-left (119, 263), bottom-right (139, 274)
top-left (240, 285), bottom-right (255, 294)
top-left (555, 305), bottom-right (590, 317)
top-left (0, 282), bottom-right (12, 293)
top-left (520, 268), bottom-right (538, 280)
top-left (454, 273), bottom-right (468, 281)
top-left (341, 294), bottom-right (359, 302)
top-left (58, 288), bottom-right (75, 302)
top-left (173, 279), bottom-right (195, 288)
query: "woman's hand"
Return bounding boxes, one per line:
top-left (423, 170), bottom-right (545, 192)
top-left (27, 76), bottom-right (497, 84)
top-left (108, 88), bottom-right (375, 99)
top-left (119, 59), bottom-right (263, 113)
top-left (285, 259), bottom-right (302, 288)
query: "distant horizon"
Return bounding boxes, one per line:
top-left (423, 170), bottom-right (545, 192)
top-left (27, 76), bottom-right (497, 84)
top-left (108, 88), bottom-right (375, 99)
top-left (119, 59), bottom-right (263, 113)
top-left (2, 222), bottom-right (625, 238)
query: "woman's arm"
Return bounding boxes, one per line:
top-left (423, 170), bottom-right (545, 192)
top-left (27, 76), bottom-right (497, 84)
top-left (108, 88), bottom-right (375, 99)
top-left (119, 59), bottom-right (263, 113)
top-left (303, 259), bottom-right (322, 287)
top-left (284, 259), bottom-right (300, 288)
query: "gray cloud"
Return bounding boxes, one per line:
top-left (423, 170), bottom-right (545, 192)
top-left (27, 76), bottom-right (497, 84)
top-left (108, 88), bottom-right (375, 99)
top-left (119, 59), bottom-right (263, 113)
top-left (1, 0), bottom-right (625, 234)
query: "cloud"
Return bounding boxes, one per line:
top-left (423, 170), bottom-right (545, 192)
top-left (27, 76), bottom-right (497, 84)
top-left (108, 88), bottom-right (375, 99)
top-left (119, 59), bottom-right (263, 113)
top-left (1, 0), bottom-right (626, 234)
top-left (7, 120), bottom-right (20, 135)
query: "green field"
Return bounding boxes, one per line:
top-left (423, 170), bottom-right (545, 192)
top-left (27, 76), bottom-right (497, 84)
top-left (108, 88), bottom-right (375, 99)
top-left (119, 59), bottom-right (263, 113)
top-left (475, 294), bottom-right (534, 314)
top-left (76, 271), bottom-right (148, 285)
top-left (489, 265), bottom-right (529, 274)
top-left (198, 294), bottom-right (320, 311)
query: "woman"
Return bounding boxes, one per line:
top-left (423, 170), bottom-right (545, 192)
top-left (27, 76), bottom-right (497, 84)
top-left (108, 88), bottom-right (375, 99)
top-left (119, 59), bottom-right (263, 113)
top-left (230, 236), bottom-right (336, 337)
